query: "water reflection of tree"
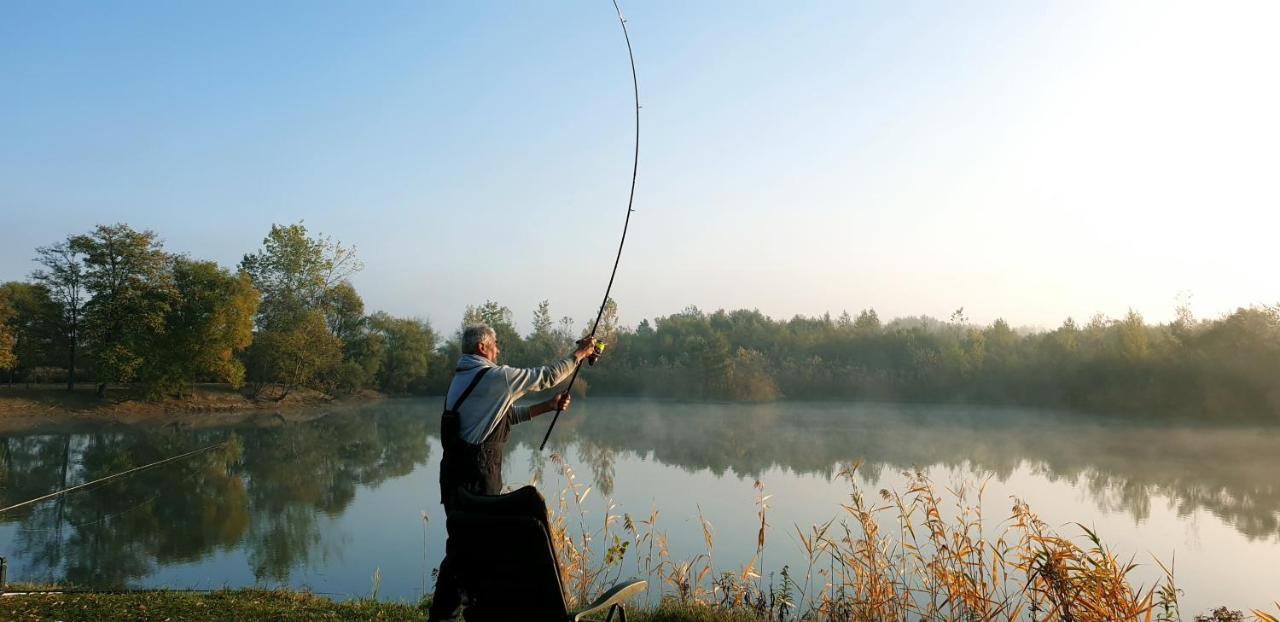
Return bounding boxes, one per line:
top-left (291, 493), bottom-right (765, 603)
top-left (0, 404), bottom-right (432, 588)
top-left (2, 430), bottom-right (246, 586)
top-left (238, 408), bottom-right (432, 580)
top-left (4, 398), bottom-right (1276, 588)
top-left (506, 399), bottom-right (1280, 541)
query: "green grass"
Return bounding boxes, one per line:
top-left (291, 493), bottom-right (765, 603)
top-left (0, 589), bottom-right (427, 622)
top-left (0, 589), bottom-right (772, 622)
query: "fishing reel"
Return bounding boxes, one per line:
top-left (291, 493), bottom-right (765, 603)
top-left (588, 340), bottom-right (608, 366)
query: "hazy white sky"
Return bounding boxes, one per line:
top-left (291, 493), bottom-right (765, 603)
top-left (2, 1), bottom-right (1276, 333)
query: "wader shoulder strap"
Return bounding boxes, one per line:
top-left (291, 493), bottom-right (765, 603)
top-left (447, 366), bottom-right (493, 412)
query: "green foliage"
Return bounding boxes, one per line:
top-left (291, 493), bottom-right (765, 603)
top-left (243, 311), bottom-right (343, 399)
top-left (462, 299), bottom-right (521, 357)
top-left (72, 224), bottom-right (176, 392)
top-left (525, 299), bottom-right (561, 364)
top-left (0, 282), bottom-right (63, 379)
top-left (0, 286), bottom-right (16, 370)
top-left (577, 303), bottom-right (1280, 420)
top-left (140, 259), bottom-right (260, 397)
top-left (368, 311), bottom-right (437, 394)
top-left (853, 308), bottom-right (880, 332)
top-left (239, 223), bottom-right (371, 396)
top-left (30, 239), bottom-right (87, 388)
top-left (5, 223), bottom-right (1280, 419)
top-left (342, 329), bottom-right (387, 392)
top-left (239, 222), bottom-right (362, 332)
top-left (323, 280), bottom-right (366, 344)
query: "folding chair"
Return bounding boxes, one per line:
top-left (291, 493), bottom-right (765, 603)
top-left (446, 485), bottom-right (647, 621)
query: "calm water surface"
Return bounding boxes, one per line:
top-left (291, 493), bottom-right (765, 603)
top-left (1, 398), bottom-right (1277, 615)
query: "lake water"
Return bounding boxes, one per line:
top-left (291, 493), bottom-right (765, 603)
top-left (1, 398), bottom-right (1277, 616)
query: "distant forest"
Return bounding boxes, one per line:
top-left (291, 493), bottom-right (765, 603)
top-left (2, 222), bottom-right (1277, 420)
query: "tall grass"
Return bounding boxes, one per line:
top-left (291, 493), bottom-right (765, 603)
top-left (542, 456), bottom-right (1278, 621)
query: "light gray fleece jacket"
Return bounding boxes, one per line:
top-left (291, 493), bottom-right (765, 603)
top-left (445, 353), bottom-right (579, 444)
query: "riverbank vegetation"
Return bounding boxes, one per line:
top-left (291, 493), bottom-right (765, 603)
top-left (2, 410), bottom-right (1277, 620)
top-left (0, 589), bottom-right (425, 621)
top-left (0, 222), bottom-right (437, 403)
top-left (585, 303), bottom-right (1280, 420)
top-left (2, 222), bottom-right (1278, 420)
top-left (538, 456), bottom-right (1278, 621)
top-left (3, 459), bottom-right (1276, 621)
top-left (0, 590), bottom-right (773, 622)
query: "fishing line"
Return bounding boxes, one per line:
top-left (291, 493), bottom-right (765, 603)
top-left (539, 0), bottom-right (640, 451)
top-left (16, 491), bottom-right (160, 532)
top-left (0, 441), bottom-right (228, 515)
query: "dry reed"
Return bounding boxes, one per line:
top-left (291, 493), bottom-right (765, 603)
top-left (541, 456), bottom-right (1277, 622)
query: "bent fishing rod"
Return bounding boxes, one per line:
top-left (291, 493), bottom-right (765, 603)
top-left (539, 0), bottom-right (639, 452)
top-left (0, 441), bottom-right (228, 515)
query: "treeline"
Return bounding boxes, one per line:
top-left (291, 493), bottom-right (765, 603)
top-left (3, 224), bottom-right (1278, 419)
top-left (583, 305), bottom-right (1280, 420)
top-left (0, 222), bottom-right (469, 399)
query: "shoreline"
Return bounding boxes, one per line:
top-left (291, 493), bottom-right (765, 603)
top-left (0, 384), bottom-right (385, 434)
top-left (5, 386), bottom-right (1277, 436)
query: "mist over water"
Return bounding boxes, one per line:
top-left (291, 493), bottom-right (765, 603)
top-left (1, 398), bottom-right (1277, 614)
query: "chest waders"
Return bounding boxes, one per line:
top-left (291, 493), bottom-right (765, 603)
top-left (439, 366), bottom-right (511, 507)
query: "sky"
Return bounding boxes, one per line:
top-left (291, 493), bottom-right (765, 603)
top-left (2, 1), bottom-right (1277, 333)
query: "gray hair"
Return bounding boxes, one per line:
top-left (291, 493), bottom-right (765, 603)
top-left (462, 324), bottom-right (496, 354)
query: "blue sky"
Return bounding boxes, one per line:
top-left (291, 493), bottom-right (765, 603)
top-left (3, 1), bottom-right (1277, 333)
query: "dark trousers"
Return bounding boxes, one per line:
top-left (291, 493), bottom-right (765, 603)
top-left (428, 501), bottom-right (462, 621)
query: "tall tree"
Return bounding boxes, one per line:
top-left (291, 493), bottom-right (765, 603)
top-left (525, 300), bottom-right (559, 363)
top-left (141, 259), bottom-right (260, 397)
top-left (31, 240), bottom-right (87, 390)
top-left (71, 224), bottom-right (175, 396)
top-left (462, 300), bottom-right (523, 361)
top-left (322, 281), bottom-right (365, 344)
top-left (242, 311), bottom-right (342, 400)
top-left (0, 288), bottom-right (16, 372)
top-left (854, 308), bottom-right (882, 332)
top-left (239, 222), bottom-right (362, 332)
top-left (368, 312), bottom-right (436, 393)
top-left (0, 282), bottom-right (61, 383)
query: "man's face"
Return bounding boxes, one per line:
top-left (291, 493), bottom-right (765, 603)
top-left (478, 338), bottom-right (500, 364)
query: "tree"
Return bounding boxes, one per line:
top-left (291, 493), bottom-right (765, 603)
top-left (322, 281), bottom-right (365, 344)
top-left (854, 308), bottom-right (881, 332)
top-left (31, 240), bottom-right (87, 389)
top-left (243, 311), bottom-right (342, 400)
top-left (0, 288), bottom-right (16, 372)
top-left (525, 300), bottom-right (560, 364)
top-left (72, 224), bottom-right (175, 396)
top-left (0, 282), bottom-right (62, 383)
top-left (555, 315), bottom-right (578, 353)
top-left (593, 297), bottom-right (620, 345)
top-left (368, 312), bottom-right (436, 393)
top-left (341, 329), bottom-right (387, 393)
top-left (1114, 309), bottom-right (1149, 362)
top-left (141, 259), bottom-right (260, 396)
top-left (239, 222), bottom-right (362, 332)
top-left (462, 300), bottom-right (523, 362)
top-left (239, 223), bottom-right (363, 394)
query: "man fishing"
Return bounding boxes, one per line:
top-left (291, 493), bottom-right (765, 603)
top-left (429, 323), bottom-right (599, 621)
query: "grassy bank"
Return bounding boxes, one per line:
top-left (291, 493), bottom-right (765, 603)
top-left (0, 383), bottom-right (380, 432)
top-left (0, 589), bottom-right (421, 622)
top-left (0, 589), bottom-right (770, 622)
top-left (2, 590), bottom-right (1275, 622)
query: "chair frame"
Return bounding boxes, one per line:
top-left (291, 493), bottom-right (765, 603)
top-left (447, 485), bottom-right (646, 622)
